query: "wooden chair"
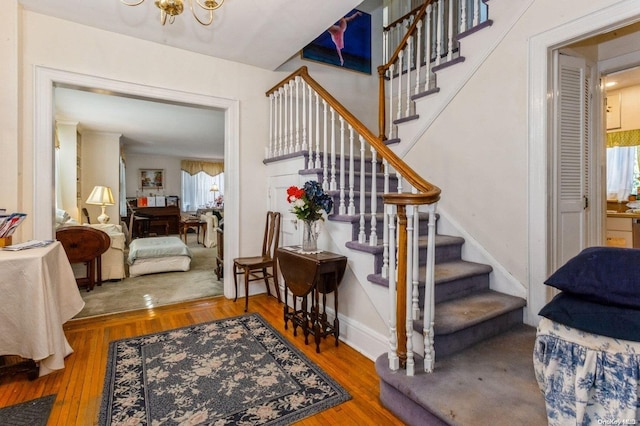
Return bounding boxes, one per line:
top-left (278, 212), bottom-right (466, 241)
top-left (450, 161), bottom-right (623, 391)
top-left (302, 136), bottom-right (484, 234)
top-left (215, 227), bottom-right (224, 280)
top-left (233, 211), bottom-right (282, 311)
top-left (82, 207), bottom-right (91, 224)
top-left (56, 226), bottom-right (111, 291)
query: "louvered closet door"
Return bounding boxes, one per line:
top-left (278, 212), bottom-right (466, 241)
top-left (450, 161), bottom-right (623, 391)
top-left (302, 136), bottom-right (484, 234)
top-left (552, 52), bottom-right (592, 269)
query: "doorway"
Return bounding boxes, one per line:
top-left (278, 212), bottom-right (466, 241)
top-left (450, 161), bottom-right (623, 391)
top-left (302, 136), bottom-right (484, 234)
top-left (527, 1), bottom-right (640, 324)
top-left (34, 66), bottom-right (240, 302)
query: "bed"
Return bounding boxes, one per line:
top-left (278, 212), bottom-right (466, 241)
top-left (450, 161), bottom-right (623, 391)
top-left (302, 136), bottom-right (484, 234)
top-left (128, 236), bottom-right (192, 278)
top-left (533, 246), bottom-right (640, 425)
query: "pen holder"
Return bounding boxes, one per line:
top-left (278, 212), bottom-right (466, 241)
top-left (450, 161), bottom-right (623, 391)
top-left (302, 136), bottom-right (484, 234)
top-left (0, 236), bottom-right (13, 247)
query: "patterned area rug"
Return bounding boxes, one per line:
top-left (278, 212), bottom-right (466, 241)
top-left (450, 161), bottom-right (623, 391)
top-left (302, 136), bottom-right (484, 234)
top-left (0, 394), bottom-right (56, 426)
top-left (99, 313), bottom-right (351, 425)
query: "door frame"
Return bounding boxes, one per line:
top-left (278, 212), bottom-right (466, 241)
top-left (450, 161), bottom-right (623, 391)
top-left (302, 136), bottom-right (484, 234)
top-left (527, 0), bottom-right (640, 324)
top-left (33, 66), bottom-right (240, 300)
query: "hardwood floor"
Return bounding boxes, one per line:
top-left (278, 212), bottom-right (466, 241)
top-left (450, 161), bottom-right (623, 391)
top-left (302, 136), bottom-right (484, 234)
top-left (0, 294), bottom-right (404, 425)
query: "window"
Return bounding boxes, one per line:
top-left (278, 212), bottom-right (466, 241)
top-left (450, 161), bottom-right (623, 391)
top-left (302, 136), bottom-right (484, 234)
top-left (180, 171), bottom-right (224, 212)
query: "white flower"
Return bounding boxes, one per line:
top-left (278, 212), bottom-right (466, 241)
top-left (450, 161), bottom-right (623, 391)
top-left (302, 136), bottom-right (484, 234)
top-left (294, 199), bottom-right (305, 208)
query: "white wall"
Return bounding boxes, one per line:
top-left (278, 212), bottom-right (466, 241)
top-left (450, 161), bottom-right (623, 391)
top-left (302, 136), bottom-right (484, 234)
top-left (80, 131), bottom-right (121, 224)
top-left (608, 84), bottom-right (640, 131)
top-left (13, 9), bottom-right (273, 262)
top-left (124, 153), bottom-right (182, 199)
top-left (57, 121), bottom-right (79, 219)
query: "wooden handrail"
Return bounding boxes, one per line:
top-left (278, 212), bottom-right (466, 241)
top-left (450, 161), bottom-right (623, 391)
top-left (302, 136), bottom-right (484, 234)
top-left (266, 66), bottom-right (441, 206)
top-left (380, 1), bottom-right (431, 74)
top-left (383, 3), bottom-right (426, 33)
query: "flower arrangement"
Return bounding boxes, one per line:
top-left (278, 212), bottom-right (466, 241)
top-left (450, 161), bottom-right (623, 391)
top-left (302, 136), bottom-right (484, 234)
top-left (286, 180), bottom-right (333, 222)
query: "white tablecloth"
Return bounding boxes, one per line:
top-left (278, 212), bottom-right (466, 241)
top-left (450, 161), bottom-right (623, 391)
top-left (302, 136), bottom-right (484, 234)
top-left (0, 242), bottom-right (85, 376)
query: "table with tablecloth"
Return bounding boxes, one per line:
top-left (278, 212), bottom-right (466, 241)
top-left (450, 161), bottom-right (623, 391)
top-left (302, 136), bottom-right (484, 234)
top-left (533, 317), bottom-right (640, 425)
top-left (0, 242), bottom-right (85, 376)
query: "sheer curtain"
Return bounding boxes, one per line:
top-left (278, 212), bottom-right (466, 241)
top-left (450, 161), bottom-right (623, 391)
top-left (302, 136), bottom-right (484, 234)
top-left (606, 145), bottom-right (636, 200)
top-left (181, 171), bottom-right (224, 212)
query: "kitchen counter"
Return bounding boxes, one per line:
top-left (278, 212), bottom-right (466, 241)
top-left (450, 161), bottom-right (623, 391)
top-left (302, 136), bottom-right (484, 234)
top-left (606, 211), bottom-right (640, 218)
top-left (606, 212), bottom-right (640, 248)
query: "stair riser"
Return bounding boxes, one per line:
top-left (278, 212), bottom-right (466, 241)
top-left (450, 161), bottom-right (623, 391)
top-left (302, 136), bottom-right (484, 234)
top-left (429, 309), bottom-right (523, 358)
top-left (432, 273), bottom-right (490, 305)
top-left (341, 215), bottom-right (433, 243)
top-left (301, 155), bottom-right (383, 174)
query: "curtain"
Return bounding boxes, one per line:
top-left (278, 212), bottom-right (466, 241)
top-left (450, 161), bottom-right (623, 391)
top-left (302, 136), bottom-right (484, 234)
top-left (180, 171), bottom-right (224, 213)
top-left (606, 146), bottom-right (636, 201)
top-left (180, 160), bottom-right (224, 177)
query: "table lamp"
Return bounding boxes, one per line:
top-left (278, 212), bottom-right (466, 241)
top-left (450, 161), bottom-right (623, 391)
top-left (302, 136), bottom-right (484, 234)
top-left (210, 184), bottom-right (219, 205)
top-left (86, 186), bottom-right (115, 224)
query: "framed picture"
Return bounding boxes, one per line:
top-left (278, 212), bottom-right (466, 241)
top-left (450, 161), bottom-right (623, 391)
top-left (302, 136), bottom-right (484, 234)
top-left (140, 169), bottom-right (164, 190)
top-left (302, 9), bottom-right (371, 74)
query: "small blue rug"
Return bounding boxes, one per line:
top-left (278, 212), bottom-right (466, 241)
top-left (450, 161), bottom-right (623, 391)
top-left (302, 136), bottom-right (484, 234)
top-left (0, 394), bottom-right (56, 426)
top-left (99, 313), bottom-right (350, 425)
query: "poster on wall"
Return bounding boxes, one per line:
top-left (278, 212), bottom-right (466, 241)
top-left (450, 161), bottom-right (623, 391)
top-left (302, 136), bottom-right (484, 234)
top-left (140, 169), bottom-right (164, 190)
top-left (301, 9), bottom-right (371, 74)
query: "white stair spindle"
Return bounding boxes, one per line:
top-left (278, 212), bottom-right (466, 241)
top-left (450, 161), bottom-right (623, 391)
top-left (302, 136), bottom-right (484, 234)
top-left (461, 0), bottom-right (468, 32)
top-left (315, 92), bottom-right (321, 169)
top-left (305, 84), bottom-right (312, 169)
top-left (405, 38), bottom-right (412, 117)
top-left (322, 100), bottom-right (329, 191)
top-left (473, 0), bottom-right (480, 27)
top-left (425, 4), bottom-right (433, 91)
top-left (396, 51), bottom-right (404, 121)
top-left (348, 125), bottom-right (356, 216)
top-left (412, 188), bottom-right (420, 320)
top-left (278, 88), bottom-right (284, 156)
top-left (447, 0), bottom-right (454, 62)
top-left (414, 20), bottom-right (423, 96)
top-left (289, 81), bottom-right (295, 153)
top-left (358, 135), bottom-right (366, 244)
top-left (389, 63), bottom-right (395, 140)
top-left (294, 77), bottom-right (301, 152)
top-left (382, 159), bottom-right (390, 279)
top-left (387, 204), bottom-right (399, 371)
top-left (369, 148), bottom-right (378, 246)
top-left (424, 203), bottom-right (437, 373)
top-left (406, 204), bottom-right (415, 376)
top-left (302, 80), bottom-right (308, 152)
top-left (268, 93), bottom-right (274, 158)
top-left (435, 0), bottom-right (443, 66)
top-left (338, 116), bottom-right (346, 215)
top-left (330, 107), bottom-right (337, 191)
top-left (283, 84), bottom-right (289, 155)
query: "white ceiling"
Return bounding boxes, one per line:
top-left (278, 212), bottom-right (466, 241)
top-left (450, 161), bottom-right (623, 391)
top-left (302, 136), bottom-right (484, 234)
top-left (20, 0), bottom-right (365, 159)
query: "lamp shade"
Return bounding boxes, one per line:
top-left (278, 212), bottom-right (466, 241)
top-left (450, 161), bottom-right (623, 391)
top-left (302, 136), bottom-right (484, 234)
top-left (210, 184), bottom-right (219, 192)
top-left (86, 186), bottom-right (115, 206)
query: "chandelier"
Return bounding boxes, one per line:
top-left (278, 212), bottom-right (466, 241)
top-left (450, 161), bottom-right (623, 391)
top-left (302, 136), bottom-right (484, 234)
top-left (120, 0), bottom-right (224, 26)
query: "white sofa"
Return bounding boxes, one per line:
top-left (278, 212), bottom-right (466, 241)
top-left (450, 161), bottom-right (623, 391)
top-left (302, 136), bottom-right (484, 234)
top-left (86, 223), bottom-right (126, 280)
top-left (56, 211), bottom-right (126, 280)
top-left (200, 212), bottom-right (219, 248)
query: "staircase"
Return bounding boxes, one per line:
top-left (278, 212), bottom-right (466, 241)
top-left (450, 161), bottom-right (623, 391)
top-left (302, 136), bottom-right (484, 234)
top-left (264, 0), bottom-right (546, 424)
top-left (296, 153), bottom-right (543, 425)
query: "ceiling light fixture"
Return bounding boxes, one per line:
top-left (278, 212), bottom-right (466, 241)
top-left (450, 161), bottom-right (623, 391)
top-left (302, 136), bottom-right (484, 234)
top-left (120, 0), bottom-right (224, 26)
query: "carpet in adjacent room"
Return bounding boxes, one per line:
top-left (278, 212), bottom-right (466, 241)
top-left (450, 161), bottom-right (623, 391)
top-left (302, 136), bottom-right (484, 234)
top-left (99, 313), bottom-right (351, 425)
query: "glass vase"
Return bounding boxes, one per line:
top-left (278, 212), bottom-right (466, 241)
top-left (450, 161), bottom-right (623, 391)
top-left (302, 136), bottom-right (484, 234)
top-left (301, 220), bottom-right (320, 253)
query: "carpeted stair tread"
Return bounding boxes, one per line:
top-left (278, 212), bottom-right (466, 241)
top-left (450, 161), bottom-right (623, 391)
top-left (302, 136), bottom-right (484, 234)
top-left (432, 260), bottom-right (492, 285)
top-left (367, 259), bottom-right (491, 288)
top-left (375, 324), bottom-right (547, 426)
top-left (432, 291), bottom-right (526, 335)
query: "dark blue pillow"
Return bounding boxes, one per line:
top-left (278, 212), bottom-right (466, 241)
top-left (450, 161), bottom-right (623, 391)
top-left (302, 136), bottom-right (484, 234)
top-left (544, 246), bottom-right (640, 309)
top-left (539, 292), bottom-right (640, 342)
